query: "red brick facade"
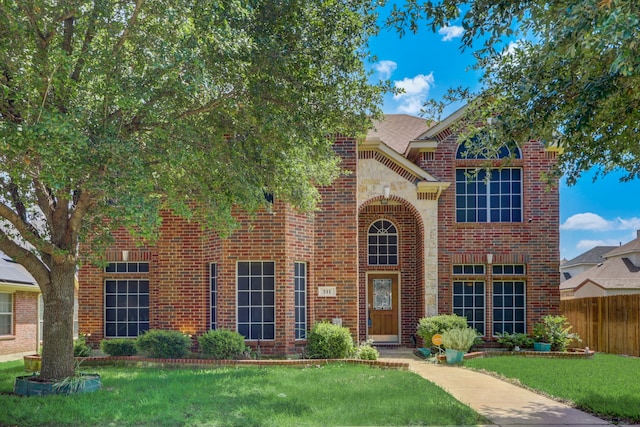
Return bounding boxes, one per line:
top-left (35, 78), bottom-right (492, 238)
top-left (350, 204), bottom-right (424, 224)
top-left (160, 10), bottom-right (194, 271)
top-left (78, 114), bottom-right (560, 353)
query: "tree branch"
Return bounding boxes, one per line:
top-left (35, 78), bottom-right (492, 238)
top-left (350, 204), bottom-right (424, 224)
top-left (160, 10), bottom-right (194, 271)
top-left (71, 3), bottom-right (99, 82)
top-left (114, 0), bottom-right (144, 53)
top-left (0, 230), bottom-right (51, 288)
top-left (0, 201), bottom-right (56, 256)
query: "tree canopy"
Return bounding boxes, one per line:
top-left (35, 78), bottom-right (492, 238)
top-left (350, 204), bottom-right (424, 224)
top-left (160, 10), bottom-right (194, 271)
top-left (0, 0), bottom-right (384, 380)
top-left (388, 0), bottom-right (640, 184)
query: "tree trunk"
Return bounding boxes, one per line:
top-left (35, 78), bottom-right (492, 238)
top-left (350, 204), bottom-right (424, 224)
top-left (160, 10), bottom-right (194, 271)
top-left (39, 260), bottom-right (77, 381)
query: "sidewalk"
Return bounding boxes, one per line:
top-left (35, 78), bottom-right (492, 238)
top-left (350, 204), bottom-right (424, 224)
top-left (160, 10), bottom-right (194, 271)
top-left (379, 348), bottom-right (611, 426)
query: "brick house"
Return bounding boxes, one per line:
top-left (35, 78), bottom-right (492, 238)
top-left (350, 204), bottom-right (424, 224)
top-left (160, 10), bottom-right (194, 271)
top-left (78, 109), bottom-right (560, 353)
top-left (0, 251), bottom-right (40, 356)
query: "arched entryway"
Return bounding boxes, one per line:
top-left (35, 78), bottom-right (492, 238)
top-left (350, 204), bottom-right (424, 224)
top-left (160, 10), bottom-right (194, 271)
top-left (357, 196), bottom-right (425, 346)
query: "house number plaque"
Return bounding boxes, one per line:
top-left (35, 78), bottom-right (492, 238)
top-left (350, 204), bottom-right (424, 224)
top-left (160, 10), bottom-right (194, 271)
top-left (318, 286), bottom-right (337, 297)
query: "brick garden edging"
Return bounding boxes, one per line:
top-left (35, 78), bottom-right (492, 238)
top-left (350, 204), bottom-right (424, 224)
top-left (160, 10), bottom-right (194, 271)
top-left (463, 348), bottom-right (595, 360)
top-left (77, 356), bottom-right (410, 370)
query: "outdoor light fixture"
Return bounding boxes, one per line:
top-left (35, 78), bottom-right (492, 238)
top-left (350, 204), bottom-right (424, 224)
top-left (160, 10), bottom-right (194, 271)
top-left (381, 185), bottom-right (390, 205)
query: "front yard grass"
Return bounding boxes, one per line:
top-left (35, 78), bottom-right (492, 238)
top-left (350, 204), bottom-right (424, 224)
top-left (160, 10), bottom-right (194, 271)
top-left (0, 360), bottom-right (487, 426)
top-left (465, 353), bottom-right (640, 423)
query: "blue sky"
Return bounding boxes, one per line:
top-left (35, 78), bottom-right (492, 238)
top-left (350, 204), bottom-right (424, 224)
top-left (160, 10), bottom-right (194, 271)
top-left (368, 18), bottom-right (640, 261)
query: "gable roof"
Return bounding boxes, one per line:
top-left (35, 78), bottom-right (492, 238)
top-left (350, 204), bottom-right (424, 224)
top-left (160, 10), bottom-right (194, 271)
top-left (560, 256), bottom-right (640, 291)
top-left (561, 232), bottom-right (640, 292)
top-left (561, 246), bottom-right (617, 269)
top-left (604, 230), bottom-right (640, 259)
top-left (367, 114), bottom-right (432, 154)
top-left (0, 251), bottom-right (40, 292)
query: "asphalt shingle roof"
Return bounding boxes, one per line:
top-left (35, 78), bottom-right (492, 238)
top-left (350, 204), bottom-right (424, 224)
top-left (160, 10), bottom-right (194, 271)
top-left (367, 114), bottom-right (432, 154)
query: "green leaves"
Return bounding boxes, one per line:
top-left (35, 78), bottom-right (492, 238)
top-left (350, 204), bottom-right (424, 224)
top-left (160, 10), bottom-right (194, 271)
top-left (0, 0), bottom-right (385, 258)
top-left (389, 0), bottom-right (640, 184)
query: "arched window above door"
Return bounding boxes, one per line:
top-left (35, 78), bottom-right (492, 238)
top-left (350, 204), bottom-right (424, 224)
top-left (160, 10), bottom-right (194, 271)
top-left (368, 219), bottom-right (398, 265)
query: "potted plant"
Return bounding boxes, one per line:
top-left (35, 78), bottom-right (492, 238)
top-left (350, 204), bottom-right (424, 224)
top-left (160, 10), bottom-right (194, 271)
top-left (23, 353), bottom-right (41, 372)
top-left (441, 327), bottom-right (478, 363)
top-left (533, 315), bottom-right (581, 351)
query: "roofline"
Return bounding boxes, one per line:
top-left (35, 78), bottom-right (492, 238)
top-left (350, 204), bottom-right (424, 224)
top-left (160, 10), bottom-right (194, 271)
top-left (360, 137), bottom-right (440, 182)
top-left (418, 104), bottom-right (468, 140)
top-left (0, 281), bottom-right (41, 293)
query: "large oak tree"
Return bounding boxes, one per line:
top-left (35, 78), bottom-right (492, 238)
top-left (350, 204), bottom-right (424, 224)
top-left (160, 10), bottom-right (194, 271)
top-left (388, 0), bottom-right (640, 183)
top-left (0, 1), bottom-right (384, 380)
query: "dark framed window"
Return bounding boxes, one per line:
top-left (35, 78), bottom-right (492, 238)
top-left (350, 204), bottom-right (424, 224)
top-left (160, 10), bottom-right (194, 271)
top-left (237, 261), bottom-right (275, 340)
top-left (493, 264), bottom-right (526, 275)
top-left (368, 219), bottom-right (398, 265)
top-left (105, 280), bottom-right (149, 337)
top-left (493, 281), bottom-right (526, 335)
top-left (105, 262), bottom-right (149, 273)
top-left (0, 293), bottom-right (12, 335)
top-left (210, 263), bottom-right (217, 330)
top-left (452, 264), bottom-right (485, 275)
top-left (455, 168), bottom-right (522, 223)
top-left (294, 262), bottom-right (307, 340)
top-left (453, 281), bottom-right (485, 335)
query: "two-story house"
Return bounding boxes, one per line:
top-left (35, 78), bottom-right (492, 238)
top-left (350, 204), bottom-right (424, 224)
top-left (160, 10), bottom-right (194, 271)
top-left (78, 108), bottom-right (560, 353)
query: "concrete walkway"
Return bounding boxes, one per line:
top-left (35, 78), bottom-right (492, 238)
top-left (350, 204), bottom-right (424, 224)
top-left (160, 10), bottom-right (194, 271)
top-left (379, 348), bottom-right (611, 427)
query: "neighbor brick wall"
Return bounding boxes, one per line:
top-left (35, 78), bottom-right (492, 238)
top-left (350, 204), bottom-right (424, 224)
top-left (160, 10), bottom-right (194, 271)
top-left (0, 291), bottom-right (39, 355)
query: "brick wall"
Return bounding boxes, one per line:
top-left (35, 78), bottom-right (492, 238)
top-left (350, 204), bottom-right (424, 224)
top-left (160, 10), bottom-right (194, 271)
top-left (79, 136), bottom-right (359, 356)
top-left (424, 136), bottom-right (560, 338)
top-left (312, 136), bottom-right (359, 340)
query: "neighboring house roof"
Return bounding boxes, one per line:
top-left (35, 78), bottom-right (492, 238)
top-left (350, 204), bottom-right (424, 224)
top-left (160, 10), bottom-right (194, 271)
top-left (560, 232), bottom-right (640, 293)
top-left (561, 246), bottom-right (617, 269)
top-left (0, 251), bottom-right (40, 292)
top-left (560, 256), bottom-right (640, 292)
top-left (367, 114), bottom-right (432, 154)
top-left (604, 233), bottom-right (640, 259)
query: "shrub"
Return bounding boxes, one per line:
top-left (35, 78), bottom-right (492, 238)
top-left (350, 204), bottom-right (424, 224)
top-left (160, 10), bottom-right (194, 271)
top-left (417, 314), bottom-right (469, 348)
top-left (136, 329), bottom-right (192, 358)
top-left (496, 332), bottom-right (534, 350)
top-left (306, 321), bottom-right (354, 359)
top-left (441, 328), bottom-right (478, 352)
top-left (73, 336), bottom-right (92, 357)
top-left (101, 338), bottom-right (138, 356)
top-left (199, 329), bottom-right (247, 359)
top-left (533, 315), bottom-right (581, 351)
top-left (354, 340), bottom-right (379, 360)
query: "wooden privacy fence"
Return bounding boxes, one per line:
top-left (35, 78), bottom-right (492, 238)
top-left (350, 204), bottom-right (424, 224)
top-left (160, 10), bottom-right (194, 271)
top-left (561, 294), bottom-right (640, 357)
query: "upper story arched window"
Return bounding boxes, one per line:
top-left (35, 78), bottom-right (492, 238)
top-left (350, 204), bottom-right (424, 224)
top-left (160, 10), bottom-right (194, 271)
top-left (455, 140), bottom-right (523, 223)
top-left (368, 219), bottom-right (398, 265)
top-left (456, 141), bottom-right (522, 159)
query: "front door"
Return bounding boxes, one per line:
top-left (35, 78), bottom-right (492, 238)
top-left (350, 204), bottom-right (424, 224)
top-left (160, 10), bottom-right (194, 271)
top-left (367, 274), bottom-right (399, 342)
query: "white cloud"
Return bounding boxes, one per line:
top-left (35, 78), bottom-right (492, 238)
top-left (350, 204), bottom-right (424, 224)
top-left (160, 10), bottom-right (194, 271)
top-left (561, 212), bottom-right (640, 231)
top-left (438, 25), bottom-right (464, 42)
top-left (373, 60), bottom-right (397, 80)
top-left (560, 213), bottom-right (611, 231)
top-left (576, 239), bottom-right (622, 251)
top-left (618, 218), bottom-right (640, 230)
top-left (392, 73), bottom-right (435, 115)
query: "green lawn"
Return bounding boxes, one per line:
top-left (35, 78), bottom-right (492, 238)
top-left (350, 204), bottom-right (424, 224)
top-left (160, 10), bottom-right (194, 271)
top-left (465, 353), bottom-right (640, 423)
top-left (0, 360), bottom-right (487, 426)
